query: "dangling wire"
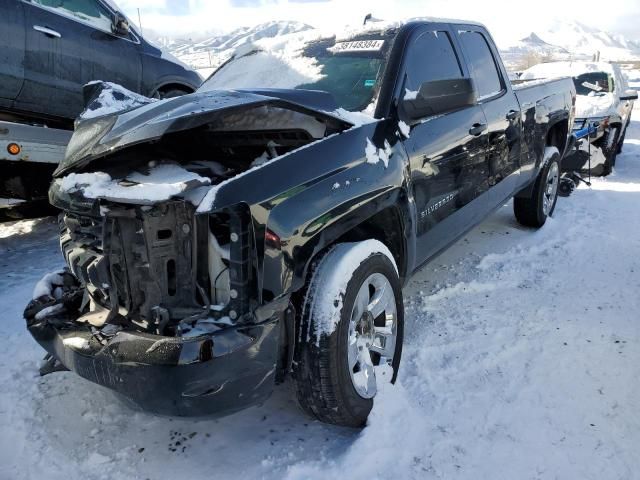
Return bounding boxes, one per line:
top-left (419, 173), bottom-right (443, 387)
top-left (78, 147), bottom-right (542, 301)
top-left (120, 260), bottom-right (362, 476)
top-left (588, 122), bottom-right (592, 185)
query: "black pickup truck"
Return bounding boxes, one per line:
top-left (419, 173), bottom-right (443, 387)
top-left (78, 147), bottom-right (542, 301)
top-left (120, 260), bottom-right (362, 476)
top-left (24, 20), bottom-right (576, 427)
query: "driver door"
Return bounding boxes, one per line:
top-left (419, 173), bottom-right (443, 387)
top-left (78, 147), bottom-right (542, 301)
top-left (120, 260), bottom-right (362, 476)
top-left (401, 26), bottom-right (489, 265)
top-left (17, 0), bottom-right (142, 119)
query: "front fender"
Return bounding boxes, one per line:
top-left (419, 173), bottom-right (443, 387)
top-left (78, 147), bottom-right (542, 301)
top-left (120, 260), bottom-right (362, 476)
top-left (259, 121), bottom-right (412, 298)
top-left (194, 119), bottom-right (411, 300)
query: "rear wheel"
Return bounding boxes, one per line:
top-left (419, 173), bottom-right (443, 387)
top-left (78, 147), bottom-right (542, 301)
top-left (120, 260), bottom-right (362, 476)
top-left (294, 241), bottom-right (404, 427)
top-left (514, 147), bottom-right (560, 228)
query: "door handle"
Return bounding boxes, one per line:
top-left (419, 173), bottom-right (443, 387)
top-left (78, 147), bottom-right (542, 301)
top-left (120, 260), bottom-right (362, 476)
top-left (506, 110), bottom-right (519, 120)
top-left (469, 123), bottom-right (487, 136)
top-left (33, 25), bottom-right (61, 38)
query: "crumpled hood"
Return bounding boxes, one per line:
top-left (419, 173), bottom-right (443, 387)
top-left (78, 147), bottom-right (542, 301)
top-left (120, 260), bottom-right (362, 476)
top-left (55, 86), bottom-right (352, 177)
top-left (575, 92), bottom-right (616, 119)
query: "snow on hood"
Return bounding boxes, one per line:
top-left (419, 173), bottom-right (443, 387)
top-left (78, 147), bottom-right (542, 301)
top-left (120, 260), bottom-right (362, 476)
top-left (80, 81), bottom-right (158, 120)
top-left (57, 88), bottom-right (353, 177)
top-left (575, 92), bottom-right (616, 118)
top-left (59, 162), bottom-right (210, 205)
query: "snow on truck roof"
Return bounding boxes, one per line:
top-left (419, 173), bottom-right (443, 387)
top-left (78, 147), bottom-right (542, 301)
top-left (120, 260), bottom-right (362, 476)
top-left (521, 61), bottom-right (616, 81)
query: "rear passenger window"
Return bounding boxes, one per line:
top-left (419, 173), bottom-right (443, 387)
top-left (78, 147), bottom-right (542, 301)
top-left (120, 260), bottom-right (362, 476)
top-left (458, 31), bottom-right (503, 100)
top-left (405, 30), bottom-right (462, 92)
top-left (32, 0), bottom-right (113, 33)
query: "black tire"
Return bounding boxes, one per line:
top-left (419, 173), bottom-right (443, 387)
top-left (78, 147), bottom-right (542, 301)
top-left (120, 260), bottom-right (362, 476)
top-left (599, 126), bottom-right (620, 175)
top-left (156, 88), bottom-right (190, 99)
top-left (294, 241), bottom-right (404, 427)
top-left (617, 126), bottom-right (627, 154)
top-left (514, 147), bottom-right (561, 228)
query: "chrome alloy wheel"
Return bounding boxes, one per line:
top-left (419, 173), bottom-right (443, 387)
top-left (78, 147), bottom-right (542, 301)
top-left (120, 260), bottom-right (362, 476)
top-left (543, 162), bottom-right (559, 216)
top-left (347, 272), bottom-right (398, 399)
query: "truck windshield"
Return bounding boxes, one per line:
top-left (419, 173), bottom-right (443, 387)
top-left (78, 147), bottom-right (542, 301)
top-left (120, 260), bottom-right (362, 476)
top-left (573, 72), bottom-right (614, 95)
top-left (199, 36), bottom-right (394, 112)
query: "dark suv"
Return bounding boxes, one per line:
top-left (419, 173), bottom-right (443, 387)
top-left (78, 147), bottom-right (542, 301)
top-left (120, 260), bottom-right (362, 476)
top-left (0, 0), bottom-right (201, 123)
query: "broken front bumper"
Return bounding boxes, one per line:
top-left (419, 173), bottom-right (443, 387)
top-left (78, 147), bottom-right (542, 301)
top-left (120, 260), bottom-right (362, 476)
top-left (27, 312), bottom-right (282, 417)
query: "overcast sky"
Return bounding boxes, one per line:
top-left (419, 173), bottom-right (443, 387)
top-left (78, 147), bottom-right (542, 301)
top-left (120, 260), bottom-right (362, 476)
top-left (116, 0), bottom-right (640, 45)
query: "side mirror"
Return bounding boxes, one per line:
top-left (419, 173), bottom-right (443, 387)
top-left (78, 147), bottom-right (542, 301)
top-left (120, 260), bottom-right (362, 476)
top-left (620, 89), bottom-right (638, 101)
top-left (401, 78), bottom-right (476, 122)
top-left (112, 12), bottom-right (130, 37)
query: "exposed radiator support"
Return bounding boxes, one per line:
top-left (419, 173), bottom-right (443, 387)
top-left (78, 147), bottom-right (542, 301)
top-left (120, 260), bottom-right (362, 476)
top-left (228, 207), bottom-right (252, 320)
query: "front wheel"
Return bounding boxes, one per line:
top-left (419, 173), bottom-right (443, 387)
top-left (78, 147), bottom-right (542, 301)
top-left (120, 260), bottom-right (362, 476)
top-left (294, 241), bottom-right (404, 427)
top-left (600, 126), bottom-right (620, 175)
top-left (514, 146), bottom-right (560, 228)
top-left (617, 126), bottom-right (627, 154)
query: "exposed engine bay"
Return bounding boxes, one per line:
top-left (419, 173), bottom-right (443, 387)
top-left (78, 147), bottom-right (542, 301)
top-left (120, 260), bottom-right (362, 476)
top-left (37, 98), bottom-right (350, 339)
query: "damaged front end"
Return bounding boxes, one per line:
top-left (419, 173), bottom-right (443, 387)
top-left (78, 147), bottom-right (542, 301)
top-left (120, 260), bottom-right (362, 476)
top-left (25, 196), bottom-right (282, 416)
top-left (24, 84), bottom-right (354, 416)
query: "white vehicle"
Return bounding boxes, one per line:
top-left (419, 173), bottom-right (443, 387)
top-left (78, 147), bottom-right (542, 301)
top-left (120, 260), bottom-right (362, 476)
top-left (521, 61), bottom-right (637, 174)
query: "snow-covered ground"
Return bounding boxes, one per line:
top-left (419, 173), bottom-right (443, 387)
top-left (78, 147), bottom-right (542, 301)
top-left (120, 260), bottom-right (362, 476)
top-left (1, 105), bottom-right (639, 479)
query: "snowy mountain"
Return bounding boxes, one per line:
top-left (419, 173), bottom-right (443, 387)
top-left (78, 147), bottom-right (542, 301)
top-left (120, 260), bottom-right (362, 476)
top-left (500, 33), bottom-right (572, 70)
top-left (153, 18), bottom-right (640, 76)
top-left (501, 20), bottom-right (640, 70)
top-left (535, 19), bottom-right (640, 60)
top-left (150, 21), bottom-right (313, 76)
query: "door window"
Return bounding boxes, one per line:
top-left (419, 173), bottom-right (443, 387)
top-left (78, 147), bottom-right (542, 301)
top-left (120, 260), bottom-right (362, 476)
top-left (458, 31), bottom-right (503, 100)
top-left (404, 30), bottom-right (462, 92)
top-left (32, 0), bottom-right (113, 33)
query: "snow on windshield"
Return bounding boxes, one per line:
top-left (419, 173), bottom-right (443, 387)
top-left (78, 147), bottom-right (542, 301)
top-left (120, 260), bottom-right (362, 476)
top-left (199, 29), bottom-right (392, 113)
top-left (199, 38), bottom-right (323, 91)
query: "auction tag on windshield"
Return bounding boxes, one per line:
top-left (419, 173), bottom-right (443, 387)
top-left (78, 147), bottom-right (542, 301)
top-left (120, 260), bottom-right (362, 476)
top-left (329, 40), bottom-right (385, 53)
top-left (581, 81), bottom-right (603, 92)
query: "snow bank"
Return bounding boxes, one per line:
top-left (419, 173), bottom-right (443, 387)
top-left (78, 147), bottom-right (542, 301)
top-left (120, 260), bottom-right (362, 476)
top-left (60, 163), bottom-right (210, 204)
top-left (575, 92), bottom-right (616, 118)
top-left (303, 240), bottom-right (397, 343)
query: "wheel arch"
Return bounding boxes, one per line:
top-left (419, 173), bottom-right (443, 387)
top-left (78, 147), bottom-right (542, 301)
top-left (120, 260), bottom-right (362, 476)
top-left (546, 118), bottom-right (569, 157)
top-left (292, 194), bottom-right (412, 297)
top-left (152, 82), bottom-right (196, 97)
